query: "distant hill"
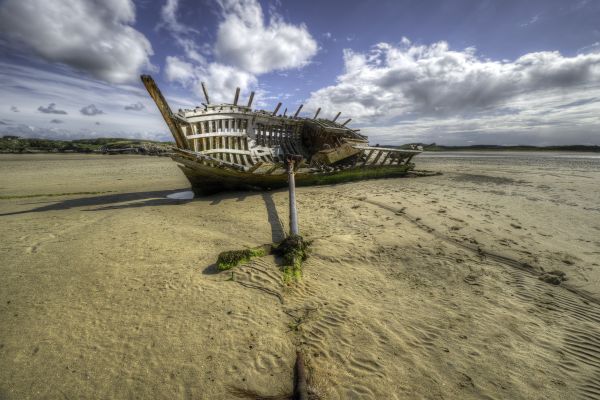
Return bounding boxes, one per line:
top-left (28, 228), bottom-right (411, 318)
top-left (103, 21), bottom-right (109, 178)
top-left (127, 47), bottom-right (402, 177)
top-left (0, 137), bottom-right (175, 155)
top-left (395, 143), bottom-right (600, 152)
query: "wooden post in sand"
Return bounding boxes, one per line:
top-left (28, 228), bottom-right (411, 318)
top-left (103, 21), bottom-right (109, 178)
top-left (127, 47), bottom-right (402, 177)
top-left (286, 154), bottom-right (302, 236)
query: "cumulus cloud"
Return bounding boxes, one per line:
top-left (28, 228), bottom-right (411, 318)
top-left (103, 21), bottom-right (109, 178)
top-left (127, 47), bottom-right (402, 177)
top-left (164, 56), bottom-right (197, 86)
top-left (50, 119), bottom-right (64, 124)
top-left (197, 63), bottom-right (257, 102)
top-left (0, 0), bottom-right (154, 83)
top-left (164, 56), bottom-right (257, 103)
top-left (214, 0), bottom-right (318, 74)
top-left (306, 39), bottom-right (600, 122)
top-left (80, 104), bottom-right (105, 116)
top-left (124, 102), bottom-right (145, 111)
top-left (159, 0), bottom-right (205, 63)
top-left (160, 0), bottom-right (316, 104)
top-left (38, 103), bottom-right (67, 114)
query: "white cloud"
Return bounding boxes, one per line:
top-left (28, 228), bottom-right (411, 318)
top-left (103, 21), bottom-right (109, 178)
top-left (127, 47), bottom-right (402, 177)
top-left (159, 0), bottom-right (205, 63)
top-left (196, 63), bottom-right (257, 102)
top-left (0, 61), bottom-right (175, 140)
top-left (160, 0), bottom-right (316, 105)
top-left (305, 39), bottom-right (600, 145)
top-left (214, 0), bottom-right (318, 75)
top-left (307, 40), bottom-right (600, 122)
top-left (164, 56), bottom-right (197, 86)
top-left (164, 56), bottom-right (257, 104)
top-left (0, 0), bottom-right (154, 83)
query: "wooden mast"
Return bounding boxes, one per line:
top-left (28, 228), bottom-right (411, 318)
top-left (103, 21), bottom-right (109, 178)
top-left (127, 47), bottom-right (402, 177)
top-left (233, 87), bottom-right (240, 106)
top-left (293, 104), bottom-right (303, 118)
top-left (140, 75), bottom-right (189, 149)
top-left (201, 82), bottom-right (210, 104)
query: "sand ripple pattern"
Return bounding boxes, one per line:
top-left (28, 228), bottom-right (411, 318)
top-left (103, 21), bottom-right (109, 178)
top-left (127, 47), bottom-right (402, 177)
top-left (282, 259), bottom-right (392, 399)
top-left (358, 195), bottom-right (600, 400)
top-left (508, 269), bottom-right (600, 399)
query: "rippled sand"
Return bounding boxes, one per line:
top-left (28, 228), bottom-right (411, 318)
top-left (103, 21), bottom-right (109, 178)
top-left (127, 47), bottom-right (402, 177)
top-left (1, 153), bottom-right (599, 399)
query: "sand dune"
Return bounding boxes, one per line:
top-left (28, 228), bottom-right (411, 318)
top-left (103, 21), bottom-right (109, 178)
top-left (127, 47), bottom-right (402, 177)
top-left (1, 153), bottom-right (599, 399)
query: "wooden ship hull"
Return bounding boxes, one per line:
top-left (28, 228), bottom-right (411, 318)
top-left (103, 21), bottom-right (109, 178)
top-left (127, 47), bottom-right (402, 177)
top-left (141, 75), bottom-right (421, 196)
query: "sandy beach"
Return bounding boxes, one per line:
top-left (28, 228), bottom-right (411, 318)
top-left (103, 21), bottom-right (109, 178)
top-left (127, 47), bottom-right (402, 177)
top-left (1, 152), bottom-right (599, 399)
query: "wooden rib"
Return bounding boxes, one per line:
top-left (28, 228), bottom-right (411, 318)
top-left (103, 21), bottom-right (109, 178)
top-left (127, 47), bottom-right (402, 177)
top-left (371, 150), bottom-right (384, 165)
top-left (332, 111), bottom-right (341, 122)
top-left (265, 164), bottom-right (280, 174)
top-left (362, 149), bottom-right (375, 166)
top-left (380, 151), bottom-right (391, 165)
top-left (272, 102), bottom-right (282, 116)
top-left (313, 108), bottom-right (321, 119)
top-left (342, 118), bottom-right (352, 126)
top-left (247, 91), bottom-right (255, 108)
top-left (247, 161), bottom-right (264, 173)
top-left (200, 148), bottom-right (252, 156)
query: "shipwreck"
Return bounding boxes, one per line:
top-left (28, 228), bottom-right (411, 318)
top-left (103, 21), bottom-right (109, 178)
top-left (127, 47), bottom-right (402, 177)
top-left (141, 75), bottom-right (421, 196)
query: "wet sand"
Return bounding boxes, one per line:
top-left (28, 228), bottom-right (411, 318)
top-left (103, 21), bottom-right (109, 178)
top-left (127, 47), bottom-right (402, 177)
top-left (1, 153), bottom-right (599, 399)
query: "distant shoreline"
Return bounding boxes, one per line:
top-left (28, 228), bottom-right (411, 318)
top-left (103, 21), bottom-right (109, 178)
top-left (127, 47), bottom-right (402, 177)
top-left (397, 144), bottom-right (600, 152)
top-left (2, 137), bottom-right (599, 154)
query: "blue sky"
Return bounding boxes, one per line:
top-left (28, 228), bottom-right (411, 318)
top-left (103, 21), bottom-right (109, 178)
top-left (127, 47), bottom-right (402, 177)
top-left (1, 0), bottom-right (599, 145)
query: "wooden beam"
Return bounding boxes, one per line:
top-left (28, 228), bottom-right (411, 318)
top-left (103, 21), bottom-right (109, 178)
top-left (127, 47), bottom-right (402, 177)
top-left (332, 111), bottom-right (341, 122)
top-left (341, 118), bottom-right (352, 126)
top-left (140, 75), bottom-right (189, 150)
top-left (247, 91), bottom-right (255, 108)
top-left (283, 107), bottom-right (287, 117)
top-left (233, 87), bottom-right (240, 105)
top-left (313, 108), bottom-right (321, 120)
top-left (293, 104), bottom-right (303, 118)
top-left (201, 82), bottom-right (210, 104)
top-left (272, 102), bottom-right (282, 116)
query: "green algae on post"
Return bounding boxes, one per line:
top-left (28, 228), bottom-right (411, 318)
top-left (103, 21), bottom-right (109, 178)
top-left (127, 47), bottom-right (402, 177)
top-left (273, 235), bottom-right (311, 284)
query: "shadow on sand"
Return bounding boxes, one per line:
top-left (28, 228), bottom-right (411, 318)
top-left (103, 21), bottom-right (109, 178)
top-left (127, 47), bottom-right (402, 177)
top-left (2, 188), bottom-right (287, 245)
top-left (201, 191), bottom-right (286, 275)
top-left (0, 189), bottom-right (192, 216)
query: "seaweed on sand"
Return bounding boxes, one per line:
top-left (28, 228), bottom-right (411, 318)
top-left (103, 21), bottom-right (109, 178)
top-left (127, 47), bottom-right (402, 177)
top-left (216, 246), bottom-right (267, 271)
top-left (273, 235), bottom-right (311, 284)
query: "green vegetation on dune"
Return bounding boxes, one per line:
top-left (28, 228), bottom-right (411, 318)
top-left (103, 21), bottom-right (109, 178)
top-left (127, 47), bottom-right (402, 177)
top-left (0, 137), bottom-right (174, 154)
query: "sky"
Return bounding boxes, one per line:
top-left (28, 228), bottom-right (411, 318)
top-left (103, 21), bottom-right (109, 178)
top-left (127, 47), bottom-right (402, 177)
top-left (1, 0), bottom-right (599, 146)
